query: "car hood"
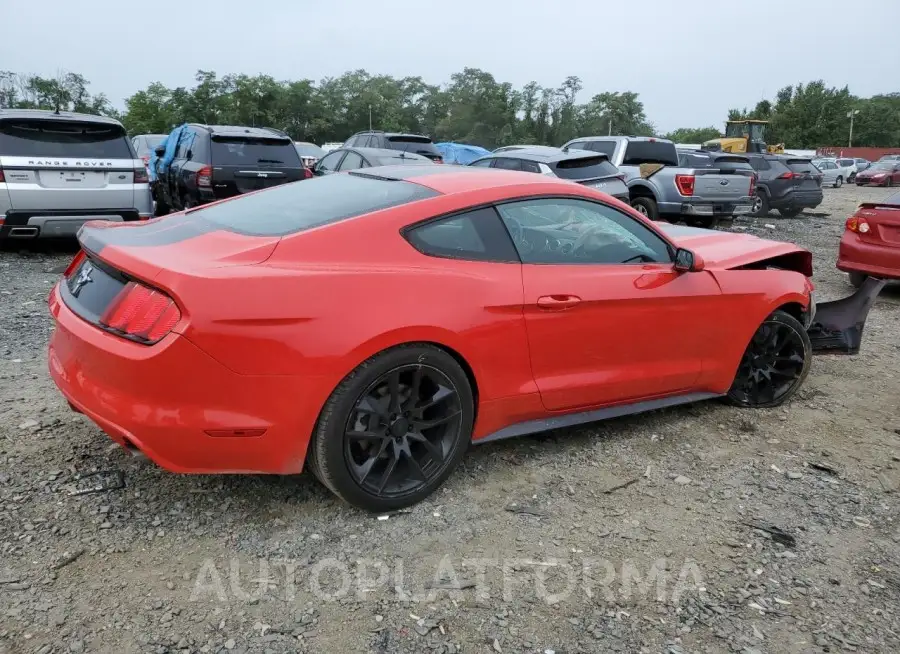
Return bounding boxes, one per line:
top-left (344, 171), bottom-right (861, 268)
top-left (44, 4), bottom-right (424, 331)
top-left (655, 223), bottom-right (812, 274)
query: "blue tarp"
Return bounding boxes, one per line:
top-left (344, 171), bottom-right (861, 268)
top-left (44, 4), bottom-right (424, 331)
top-left (149, 124), bottom-right (196, 182)
top-left (434, 142), bottom-right (491, 165)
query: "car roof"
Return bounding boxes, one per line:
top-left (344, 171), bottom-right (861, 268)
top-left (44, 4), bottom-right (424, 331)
top-left (567, 135), bottom-right (674, 145)
top-left (189, 124), bottom-right (291, 139)
top-left (347, 147), bottom-right (430, 160)
top-left (0, 108), bottom-right (124, 127)
top-left (350, 164), bottom-right (580, 194)
top-left (352, 130), bottom-right (432, 140)
top-left (679, 149), bottom-right (749, 160)
top-left (484, 147), bottom-right (607, 164)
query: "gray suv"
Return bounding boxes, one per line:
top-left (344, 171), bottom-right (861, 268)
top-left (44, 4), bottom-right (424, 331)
top-left (0, 109), bottom-right (152, 239)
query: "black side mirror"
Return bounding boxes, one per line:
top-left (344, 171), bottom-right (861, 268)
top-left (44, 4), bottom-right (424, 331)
top-left (674, 248), bottom-right (704, 272)
top-left (154, 146), bottom-right (165, 157)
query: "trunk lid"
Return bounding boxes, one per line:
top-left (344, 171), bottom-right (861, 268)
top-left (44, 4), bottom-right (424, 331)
top-left (855, 196), bottom-right (900, 246)
top-left (786, 159), bottom-right (823, 191)
top-left (0, 118), bottom-right (138, 211)
top-left (691, 169), bottom-right (752, 198)
top-left (209, 135), bottom-right (305, 199)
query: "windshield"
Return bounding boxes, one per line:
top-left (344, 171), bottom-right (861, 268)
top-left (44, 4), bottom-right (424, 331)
top-left (870, 162), bottom-right (895, 170)
top-left (189, 171), bottom-right (439, 236)
top-left (210, 137), bottom-right (302, 166)
top-left (294, 142), bottom-right (325, 158)
top-left (0, 119), bottom-right (133, 158)
top-left (621, 140), bottom-right (679, 166)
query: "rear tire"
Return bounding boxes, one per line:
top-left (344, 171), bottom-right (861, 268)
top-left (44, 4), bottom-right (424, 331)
top-left (848, 272), bottom-right (867, 288)
top-left (307, 344), bottom-right (474, 512)
top-left (630, 196), bottom-right (659, 221)
top-left (751, 192), bottom-right (769, 217)
top-left (834, 176), bottom-right (843, 188)
top-left (778, 208), bottom-right (801, 218)
top-left (725, 310), bottom-right (811, 409)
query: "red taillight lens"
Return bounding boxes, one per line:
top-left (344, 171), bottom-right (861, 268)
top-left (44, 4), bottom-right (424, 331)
top-left (845, 215), bottom-right (871, 234)
top-left (433, 157), bottom-right (444, 164)
top-left (100, 281), bottom-right (181, 343)
top-left (675, 174), bottom-right (695, 196)
top-left (777, 172), bottom-right (796, 180)
top-left (134, 167), bottom-right (149, 184)
top-left (196, 165), bottom-right (212, 188)
top-left (0, 168), bottom-right (5, 183)
top-left (303, 167), bottom-right (313, 180)
top-left (63, 251), bottom-right (87, 278)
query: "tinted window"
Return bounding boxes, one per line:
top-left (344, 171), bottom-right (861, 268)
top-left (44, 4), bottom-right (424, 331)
top-left (838, 159), bottom-right (854, 167)
top-left (210, 137), bottom-right (301, 166)
top-left (711, 156), bottom-right (753, 173)
top-left (191, 173), bottom-right (440, 236)
top-left (338, 151), bottom-right (364, 171)
top-left (496, 198), bottom-right (672, 265)
top-left (0, 119), bottom-right (133, 158)
top-left (493, 158), bottom-right (523, 171)
top-left (678, 152), bottom-right (713, 168)
top-left (749, 157), bottom-right (771, 171)
top-left (582, 141), bottom-right (617, 157)
top-left (469, 159), bottom-right (494, 167)
top-left (295, 142), bottom-right (325, 158)
top-left (405, 207), bottom-right (519, 262)
top-left (387, 136), bottom-right (441, 158)
top-left (552, 156), bottom-right (619, 180)
top-left (316, 151), bottom-right (344, 172)
top-left (622, 140), bottom-right (679, 166)
top-left (787, 159), bottom-right (818, 174)
top-left (520, 160), bottom-right (541, 174)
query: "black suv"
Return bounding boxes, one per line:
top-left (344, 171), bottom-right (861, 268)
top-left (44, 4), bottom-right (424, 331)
top-left (342, 131), bottom-right (443, 163)
top-left (744, 153), bottom-right (824, 217)
top-left (153, 124), bottom-right (307, 215)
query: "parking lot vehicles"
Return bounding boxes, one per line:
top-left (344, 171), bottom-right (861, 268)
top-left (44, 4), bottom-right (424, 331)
top-left (855, 160), bottom-right (900, 186)
top-left (563, 136), bottom-right (754, 228)
top-left (131, 134), bottom-right (167, 169)
top-left (745, 154), bottom-right (824, 217)
top-left (469, 146), bottom-right (629, 203)
top-left (312, 147), bottom-right (432, 174)
top-left (701, 120), bottom-right (785, 154)
top-left (151, 123), bottom-right (307, 215)
top-left (0, 109), bottom-right (151, 239)
top-left (294, 141), bottom-right (325, 168)
top-left (343, 131), bottom-right (443, 163)
top-left (812, 159), bottom-right (844, 187)
top-left (47, 165), bottom-right (883, 511)
top-left (838, 190), bottom-right (900, 287)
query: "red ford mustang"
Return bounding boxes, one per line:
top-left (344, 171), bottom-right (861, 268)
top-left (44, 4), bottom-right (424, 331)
top-left (48, 165), bottom-right (883, 511)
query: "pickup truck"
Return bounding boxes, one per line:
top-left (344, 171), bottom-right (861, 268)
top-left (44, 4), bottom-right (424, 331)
top-left (561, 136), bottom-right (754, 228)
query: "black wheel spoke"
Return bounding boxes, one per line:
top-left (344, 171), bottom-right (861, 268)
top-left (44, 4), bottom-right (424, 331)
top-left (387, 370), bottom-right (401, 414)
top-left (376, 448), bottom-right (400, 494)
top-left (405, 366), bottom-right (424, 411)
top-left (408, 432), bottom-right (445, 465)
top-left (413, 385), bottom-right (456, 415)
top-left (356, 437), bottom-right (391, 484)
top-left (413, 409), bottom-right (461, 430)
top-left (347, 429), bottom-right (388, 441)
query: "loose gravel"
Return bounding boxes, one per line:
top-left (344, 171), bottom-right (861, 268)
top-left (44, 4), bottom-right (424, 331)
top-left (1, 185), bottom-right (899, 654)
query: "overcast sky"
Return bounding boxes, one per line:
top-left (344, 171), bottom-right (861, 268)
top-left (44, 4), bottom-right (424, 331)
top-left (2, 0), bottom-right (898, 134)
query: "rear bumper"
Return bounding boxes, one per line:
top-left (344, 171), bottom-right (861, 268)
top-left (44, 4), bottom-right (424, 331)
top-left (769, 189), bottom-right (823, 211)
top-left (660, 197), bottom-right (753, 217)
top-left (47, 283), bottom-right (322, 474)
top-left (855, 178), bottom-right (889, 186)
top-left (837, 232), bottom-right (900, 279)
top-left (1, 209), bottom-right (151, 239)
top-left (808, 276), bottom-right (886, 355)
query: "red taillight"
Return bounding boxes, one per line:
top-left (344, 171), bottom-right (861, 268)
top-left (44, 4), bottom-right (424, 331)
top-left (303, 167), bottom-right (313, 180)
top-left (434, 157), bottom-right (444, 164)
top-left (100, 281), bottom-right (181, 344)
top-left (196, 165), bottom-right (212, 188)
top-left (0, 168), bottom-right (4, 183)
top-left (675, 174), bottom-right (695, 196)
top-left (749, 174), bottom-right (757, 197)
top-left (63, 251), bottom-right (87, 278)
top-left (141, 155), bottom-right (150, 166)
top-left (845, 215), bottom-right (871, 234)
top-left (777, 172), bottom-right (796, 180)
top-left (134, 167), bottom-right (149, 184)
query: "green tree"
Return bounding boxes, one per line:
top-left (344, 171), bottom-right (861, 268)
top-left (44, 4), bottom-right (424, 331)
top-left (664, 126), bottom-right (722, 143)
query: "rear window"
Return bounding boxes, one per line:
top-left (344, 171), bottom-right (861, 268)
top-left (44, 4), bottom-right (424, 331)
top-left (145, 135), bottom-right (165, 149)
top-left (622, 140), bottom-right (679, 166)
top-left (787, 159), bottom-right (818, 174)
top-left (678, 152), bottom-right (713, 168)
top-left (188, 172), bottom-right (440, 236)
top-left (387, 136), bottom-right (441, 157)
top-left (837, 159), bottom-right (854, 166)
top-left (552, 156), bottom-right (619, 180)
top-left (0, 119), bottom-right (133, 158)
top-left (210, 137), bottom-right (302, 166)
top-left (713, 156), bottom-right (753, 173)
top-left (294, 142), bottom-right (325, 158)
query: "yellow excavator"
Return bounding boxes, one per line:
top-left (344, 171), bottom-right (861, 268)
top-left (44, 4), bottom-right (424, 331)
top-left (702, 120), bottom-right (785, 154)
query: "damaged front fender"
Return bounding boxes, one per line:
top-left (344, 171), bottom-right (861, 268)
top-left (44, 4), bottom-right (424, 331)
top-left (807, 276), bottom-right (887, 354)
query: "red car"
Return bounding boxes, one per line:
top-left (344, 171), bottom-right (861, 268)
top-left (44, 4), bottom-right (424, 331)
top-left (855, 160), bottom-right (900, 186)
top-left (47, 166), bottom-right (882, 511)
top-left (838, 191), bottom-right (900, 286)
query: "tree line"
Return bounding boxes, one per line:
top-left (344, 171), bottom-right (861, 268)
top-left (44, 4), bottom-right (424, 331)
top-left (1, 69), bottom-right (898, 150)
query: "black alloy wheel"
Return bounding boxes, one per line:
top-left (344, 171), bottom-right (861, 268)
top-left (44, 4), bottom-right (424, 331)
top-left (726, 310), bottom-right (811, 408)
top-left (307, 344), bottom-right (474, 512)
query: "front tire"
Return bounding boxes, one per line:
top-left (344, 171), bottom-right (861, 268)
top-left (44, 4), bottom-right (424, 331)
top-left (834, 176), bottom-right (843, 188)
top-left (751, 192), bottom-right (769, 217)
top-left (630, 196), bottom-right (659, 221)
top-left (307, 344), bottom-right (474, 512)
top-left (726, 310), bottom-right (811, 408)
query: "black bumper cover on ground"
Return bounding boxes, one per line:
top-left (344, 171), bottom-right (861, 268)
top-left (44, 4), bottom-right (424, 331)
top-left (807, 276), bottom-right (886, 355)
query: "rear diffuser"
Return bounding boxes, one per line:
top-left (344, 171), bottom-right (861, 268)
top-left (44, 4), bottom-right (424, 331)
top-left (807, 276), bottom-right (886, 354)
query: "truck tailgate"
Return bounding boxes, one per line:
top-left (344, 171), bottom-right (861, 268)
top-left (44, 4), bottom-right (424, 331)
top-left (693, 171), bottom-right (751, 199)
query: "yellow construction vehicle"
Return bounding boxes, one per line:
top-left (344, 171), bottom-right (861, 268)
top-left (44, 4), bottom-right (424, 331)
top-left (702, 120), bottom-right (785, 154)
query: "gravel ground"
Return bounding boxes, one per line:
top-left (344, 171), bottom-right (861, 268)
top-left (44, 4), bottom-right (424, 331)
top-left (1, 186), bottom-right (899, 654)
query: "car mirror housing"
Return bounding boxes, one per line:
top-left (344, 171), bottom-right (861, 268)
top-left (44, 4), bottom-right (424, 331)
top-left (674, 248), bottom-right (704, 272)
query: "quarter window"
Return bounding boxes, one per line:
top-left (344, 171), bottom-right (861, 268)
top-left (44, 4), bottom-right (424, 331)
top-left (495, 198), bottom-right (672, 265)
top-left (316, 151), bottom-right (344, 172)
top-left (339, 151), bottom-right (364, 171)
top-left (405, 207), bottom-right (519, 262)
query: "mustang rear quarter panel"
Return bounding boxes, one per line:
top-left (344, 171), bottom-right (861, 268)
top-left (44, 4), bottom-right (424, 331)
top-left (705, 269), bottom-right (811, 391)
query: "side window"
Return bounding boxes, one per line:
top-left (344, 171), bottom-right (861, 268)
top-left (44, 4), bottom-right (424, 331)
top-left (567, 142), bottom-right (589, 151)
top-left (317, 151), bottom-right (344, 172)
top-left (586, 141), bottom-right (617, 157)
top-left (493, 158), bottom-right (523, 171)
top-left (470, 159), bottom-right (494, 167)
top-left (495, 198), bottom-right (672, 265)
top-left (519, 160), bottom-right (541, 174)
top-left (405, 206), bottom-right (519, 263)
top-left (338, 151), bottom-right (364, 171)
top-left (751, 158), bottom-right (771, 172)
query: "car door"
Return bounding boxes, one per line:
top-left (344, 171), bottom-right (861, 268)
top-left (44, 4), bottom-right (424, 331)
top-left (314, 150), bottom-right (346, 175)
top-left (495, 197), bottom-right (723, 411)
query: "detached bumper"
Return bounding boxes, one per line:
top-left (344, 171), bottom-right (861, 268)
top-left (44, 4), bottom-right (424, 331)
top-left (807, 276), bottom-right (886, 354)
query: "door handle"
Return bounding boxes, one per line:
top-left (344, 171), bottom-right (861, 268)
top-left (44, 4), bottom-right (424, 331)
top-left (537, 295), bottom-right (582, 310)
